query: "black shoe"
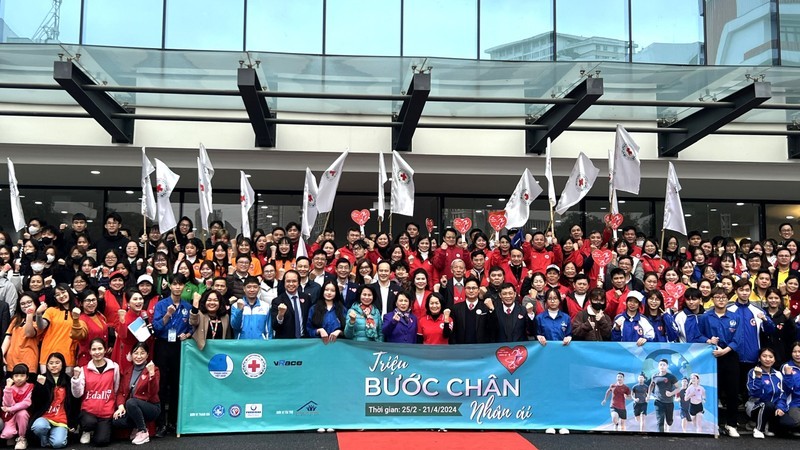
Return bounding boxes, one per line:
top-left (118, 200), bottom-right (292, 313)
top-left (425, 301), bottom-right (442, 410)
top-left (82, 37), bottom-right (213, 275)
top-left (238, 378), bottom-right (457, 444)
top-left (155, 425), bottom-right (169, 439)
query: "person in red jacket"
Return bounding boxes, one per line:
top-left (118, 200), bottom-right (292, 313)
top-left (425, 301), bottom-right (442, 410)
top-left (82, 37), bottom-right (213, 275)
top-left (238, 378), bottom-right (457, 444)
top-left (432, 228), bottom-right (472, 280)
top-left (71, 338), bottom-right (120, 446)
top-left (112, 342), bottom-right (160, 445)
top-left (526, 232), bottom-right (563, 274)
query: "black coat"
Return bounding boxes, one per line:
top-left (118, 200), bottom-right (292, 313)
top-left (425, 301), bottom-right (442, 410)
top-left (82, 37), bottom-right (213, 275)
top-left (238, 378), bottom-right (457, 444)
top-left (449, 300), bottom-right (497, 344)
top-left (271, 291), bottom-right (312, 339)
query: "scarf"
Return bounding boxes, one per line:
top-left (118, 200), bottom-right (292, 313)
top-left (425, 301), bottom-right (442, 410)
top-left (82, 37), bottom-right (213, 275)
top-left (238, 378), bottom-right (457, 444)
top-left (393, 308), bottom-right (412, 324)
top-left (360, 304), bottom-right (375, 328)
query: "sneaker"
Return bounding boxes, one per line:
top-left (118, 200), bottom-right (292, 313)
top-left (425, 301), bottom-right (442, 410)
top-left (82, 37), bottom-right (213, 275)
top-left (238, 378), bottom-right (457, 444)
top-left (558, 428), bottom-right (570, 435)
top-left (753, 429), bottom-right (764, 439)
top-left (724, 425), bottom-right (740, 438)
top-left (80, 432), bottom-right (92, 444)
top-left (154, 425), bottom-right (168, 439)
top-left (545, 428), bottom-right (556, 434)
top-left (326, 428), bottom-right (334, 433)
top-left (132, 431), bottom-right (150, 445)
top-left (14, 437), bottom-right (27, 450)
top-left (316, 428), bottom-right (326, 433)
top-left (764, 424), bottom-right (774, 437)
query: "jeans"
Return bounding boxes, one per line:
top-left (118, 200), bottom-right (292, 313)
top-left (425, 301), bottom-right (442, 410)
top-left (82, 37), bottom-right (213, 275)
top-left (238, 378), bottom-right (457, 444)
top-left (112, 398), bottom-right (160, 432)
top-left (31, 418), bottom-right (68, 449)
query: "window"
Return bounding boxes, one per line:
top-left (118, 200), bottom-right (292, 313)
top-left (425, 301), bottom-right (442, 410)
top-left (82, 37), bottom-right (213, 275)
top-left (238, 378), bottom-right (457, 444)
top-left (183, 191), bottom-right (255, 239)
top-left (555, 0), bottom-right (629, 61)
top-left (480, 0), bottom-right (553, 61)
top-left (585, 200), bottom-right (655, 239)
top-left (107, 190), bottom-right (178, 239)
top-left (655, 201), bottom-right (761, 243)
top-left (83, 0), bottom-right (164, 48)
top-left (765, 204), bottom-right (800, 241)
top-left (779, 0), bottom-right (800, 65)
top-left (705, 0), bottom-right (777, 65)
top-left (246, 0), bottom-right (322, 53)
top-left (165, 0), bottom-right (244, 50)
top-left (403, 0), bottom-right (477, 58)
top-left (631, 0), bottom-right (703, 64)
top-left (326, 0), bottom-right (400, 56)
top-left (0, 0), bottom-right (80, 44)
top-left (0, 187), bottom-right (104, 240)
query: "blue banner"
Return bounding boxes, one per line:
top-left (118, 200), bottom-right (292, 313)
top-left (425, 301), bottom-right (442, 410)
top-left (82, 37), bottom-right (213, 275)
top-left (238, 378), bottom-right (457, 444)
top-left (178, 340), bottom-right (717, 435)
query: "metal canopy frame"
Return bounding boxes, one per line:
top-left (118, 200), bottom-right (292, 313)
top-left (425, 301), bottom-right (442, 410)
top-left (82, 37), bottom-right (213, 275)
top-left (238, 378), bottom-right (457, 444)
top-left (237, 68), bottom-right (276, 148)
top-left (392, 72), bottom-right (430, 152)
top-left (657, 82), bottom-right (772, 157)
top-left (52, 60), bottom-right (134, 143)
top-left (525, 77), bottom-right (603, 154)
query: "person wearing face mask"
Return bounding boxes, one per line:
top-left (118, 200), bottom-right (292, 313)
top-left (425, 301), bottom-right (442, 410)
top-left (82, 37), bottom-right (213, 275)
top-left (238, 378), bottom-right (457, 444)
top-left (18, 240), bottom-right (42, 278)
top-left (571, 288), bottom-right (612, 341)
top-left (23, 218), bottom-right (45, 243)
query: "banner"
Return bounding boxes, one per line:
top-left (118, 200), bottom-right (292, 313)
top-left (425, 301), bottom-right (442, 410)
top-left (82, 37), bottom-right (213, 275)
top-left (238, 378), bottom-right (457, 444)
top-left (179, 341), bottom-right (716, 435)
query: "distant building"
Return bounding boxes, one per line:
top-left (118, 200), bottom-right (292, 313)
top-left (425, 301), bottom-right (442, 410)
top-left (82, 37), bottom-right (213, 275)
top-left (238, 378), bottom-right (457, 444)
top-left (485, 32), bottom-right (630, 62)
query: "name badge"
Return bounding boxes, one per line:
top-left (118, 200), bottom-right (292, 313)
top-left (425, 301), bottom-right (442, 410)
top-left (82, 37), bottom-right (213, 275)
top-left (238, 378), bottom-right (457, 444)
top-left (168, 328), bottom-right (177, 342)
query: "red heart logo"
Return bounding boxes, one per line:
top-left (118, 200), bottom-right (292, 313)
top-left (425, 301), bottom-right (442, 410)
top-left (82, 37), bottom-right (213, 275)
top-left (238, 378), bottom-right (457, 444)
top-left (453, 218), bottom-right (472, 235)
top-left (604, 213), bottom-right (624, 229)
top-left (664, 282), bottom-right (686, 301)
top-left (496, 346), bottom-right (528, 375)
top-left (350, 209), bottom-right (370, 226)
top-left (488, 213), bottom-right (508, 232)
top-left (592, 249), bottom-right (613, 267)
top-left (425, 218), bottom-right (434, 234)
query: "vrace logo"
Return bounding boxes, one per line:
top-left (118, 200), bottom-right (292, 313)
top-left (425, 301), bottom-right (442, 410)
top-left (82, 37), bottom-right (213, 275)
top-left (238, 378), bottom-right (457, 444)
top-left (273, 359), bottom-right (303, 366)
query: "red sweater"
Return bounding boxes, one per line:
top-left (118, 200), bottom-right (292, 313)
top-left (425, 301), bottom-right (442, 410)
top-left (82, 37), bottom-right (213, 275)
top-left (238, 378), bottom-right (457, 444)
top-left (72, 359), bottom-right (119, 419)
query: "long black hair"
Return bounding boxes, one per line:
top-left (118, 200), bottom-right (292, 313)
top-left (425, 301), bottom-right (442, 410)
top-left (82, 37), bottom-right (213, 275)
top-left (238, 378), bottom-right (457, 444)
top-left (310, 280), bottom-right (345, 330)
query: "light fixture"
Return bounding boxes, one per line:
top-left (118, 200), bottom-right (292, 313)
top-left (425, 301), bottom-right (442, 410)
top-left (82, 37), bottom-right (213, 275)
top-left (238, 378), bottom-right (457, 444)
top-left (618, 200), bottom-right (626, 204)
top-left (257, 193), bottom-right (262, 196)
top-left (555, 220), bottom-right (562, 223)
top-left (732, 223), bottom-right (739, 226)
top-left (266, 215), bottom-right (273, 219)
top-left (702, 230), bottom-right (709, 233)
top-left (86, 219), bottom-right (93, 223)
top-left (787, 215), bottom-right (795, 220)
top-left (125, 190), bottom-right (134, 194)
top-left (245, 174), bottom-right (252, 178)
top-left (736, 202), bottom-right (744, 206)
top-left (710, 208), bottom-right (717, 212)
top-left (260, 206), bottom-right (267, 209)
top-left (60, 211), bottom-right (68, 214)
top-left (486, 204), bottom-right (493, 208)
top-left (498, 198), bottom-right (506, 201)
top-left (90, 170), bottom-right (100, 175)
top-left (34, 201), bottom-right (42, 205)
top-left (475, 210), bottom-right (483, 213)
top-left (684, 214), bottom-right (692, 217)
top-left (600, 207), bottom-right (607, 210)
top-left (271, 222), bottom-right (277, 226)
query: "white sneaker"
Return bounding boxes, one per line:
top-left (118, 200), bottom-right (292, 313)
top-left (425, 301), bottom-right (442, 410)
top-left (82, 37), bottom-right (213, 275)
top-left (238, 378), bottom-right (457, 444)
top-left (326, 428), bottom-right (334, 433)
top-left (132, 431), bottom-right (150, 445)
top-left (80, 432), bottom-right (92, 444)
top-left (558, 428), bottom-right (570, 435)
top-left (14, 437), bottom-right (27, 450)
top-left (316, 428), bottom-right (326, 433)
top-left (724, 425), bottom-right (740, 438)
top-left (753, 429), bottom-right (764, 439)
top-left (545, 428), bottom-right (556, 434)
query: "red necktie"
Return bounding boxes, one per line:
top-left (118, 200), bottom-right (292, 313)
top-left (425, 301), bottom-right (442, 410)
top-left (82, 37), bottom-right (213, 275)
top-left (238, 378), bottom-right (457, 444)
top-left (468, 303), bottom-right (475, 311)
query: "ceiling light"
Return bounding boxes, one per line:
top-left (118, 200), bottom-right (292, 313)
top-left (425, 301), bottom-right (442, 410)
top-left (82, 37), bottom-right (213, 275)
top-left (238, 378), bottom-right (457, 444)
top-left (787, 215), bottom-right (795, 220)
top-left (86, 220), bottom-right (93, 223)
top-left (736, 202), bottom-right (744, 206)
top-left (34, 201), bottom-right (42, 205)
top-left (486, 204), bottom-right (493, 208)
top-left (271, 222), bottom-right (277, 226)
top-left (245, 174), bottom-right (252, 178)
top-left (710, 208), bottom-right (717, 212)
top-left (60, 211), bottom-right (68, 214)
top-left (732, 223), bottom-right (739, 226)
top-left (260, 206), bottom-right (267, 209)
top-left (498, 198), bottom-right (506, 201)
top-left (600, 207), bottom-right (607, 210)
top-left (618, 200), bottom-right (626, 204)
top-left (90, 170), bottom-right (100, 175)
top-left (702, 230), bottom-right (709, 233)
top-left (125, 190), bottom-right (134, 194)
top-left (684, 214), bottom-right (692, 217)
top-left (266, 215), bottom-right (273, 219)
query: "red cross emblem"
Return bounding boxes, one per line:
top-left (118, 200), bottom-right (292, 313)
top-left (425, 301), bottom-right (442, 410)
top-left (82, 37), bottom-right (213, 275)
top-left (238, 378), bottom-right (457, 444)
top-left (241, 195), bottom-right (246, 203)
top-left (156, 184), bottom-right (164, 192)
top-left (200, 184), bottom-right (205, 192)
top-left (247, 359), bottom-right (261, 372)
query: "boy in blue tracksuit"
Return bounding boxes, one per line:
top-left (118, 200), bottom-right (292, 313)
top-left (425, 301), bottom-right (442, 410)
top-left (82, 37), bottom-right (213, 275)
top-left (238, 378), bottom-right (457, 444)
top-left (611, 291), bottom-right (654, 345)
top-left (675, 288), bottom-right (705, 343)
top-left (729, 279), bottom-right (775, 403)
top-left (230, 276), bottom-right (272, 339)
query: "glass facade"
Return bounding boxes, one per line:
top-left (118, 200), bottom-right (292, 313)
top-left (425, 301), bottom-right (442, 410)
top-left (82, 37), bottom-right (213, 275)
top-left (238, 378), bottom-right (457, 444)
top-left (245, 0), bottom-right (322, 54)
top-left (705, 0), bottom-right (778, 65)
top-left (403, 0), bottom-right (478, 59)
top-left (326, 0), bottom-right (400, 56)
top-left (82, 0), bottom-right (163, 48)
top-left (779, 0), bottom-right (800, 65)
top-left (765, 203), bottom-right (800, 240)
top-left (0, 0), bottom-right (80, 44)
top-left (555, 0), bottom-right (630, 62)
top-left (480, 0), bottom-right (553, 61)
top-left (631, 0), bottom-right (705, 64)
top-left (164, 0), bottom-right (244, 51)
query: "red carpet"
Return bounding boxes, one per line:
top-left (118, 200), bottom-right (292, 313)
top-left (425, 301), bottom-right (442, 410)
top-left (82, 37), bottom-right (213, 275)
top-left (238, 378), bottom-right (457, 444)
top-left (337, 431), bottom-right (536, 450)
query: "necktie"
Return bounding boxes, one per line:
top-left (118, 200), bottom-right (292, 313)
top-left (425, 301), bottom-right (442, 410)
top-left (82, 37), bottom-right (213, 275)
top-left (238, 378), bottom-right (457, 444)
top-left (468, 303), bottom-right (475, 311)
top-left (506, 307), bottom-right (512, 315)
top-left (292, 296), bottom-right (302, 338)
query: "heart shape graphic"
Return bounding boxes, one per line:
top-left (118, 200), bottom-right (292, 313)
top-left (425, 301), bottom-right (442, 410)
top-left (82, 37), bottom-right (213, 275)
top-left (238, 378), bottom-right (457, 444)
top-left (664, 282), bottom-right (687, 301)
top-left (592, 249), bottom-right (613, 267)
top-left (604, 213), bottom-right (624, 229)
top-left (425, 218), bottom-right (434, 234)
top-left (453, 218), bottom-right (472, 235)
top-left (488, 212), bottom-right (508, 232)
top-left (350, 209), bottom-right (370, 226)
top-left (496, 346), bottom-right (528, 375)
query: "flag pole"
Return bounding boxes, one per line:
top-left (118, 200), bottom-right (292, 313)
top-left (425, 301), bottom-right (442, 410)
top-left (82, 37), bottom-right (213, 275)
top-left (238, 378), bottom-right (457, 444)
top-left (389, 213), bottom-right (393, 239)
top-left (143, 215), bottom-right (148, 260)
top-left (322, 211), bottom-right (331, 233)
top-left (660, 228), bottom-right (666, 257)
top-left (549, 204), bottom-right (556, 239)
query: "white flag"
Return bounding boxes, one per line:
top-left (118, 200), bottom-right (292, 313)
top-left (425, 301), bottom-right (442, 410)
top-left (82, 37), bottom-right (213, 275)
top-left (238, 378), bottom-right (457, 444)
top-left (316, 150), bottom-right (348, 214)
top-left (555, 152), bottom-right (600, 215)
top-left (240, 171), bottom-right (255, 239)
top-left (198, 143), bottom-right (215, 231)
top-left (301, 168), bottom-right (319, 239)
top-left (377, 152), bottom-right (388, 221)
top-left (545, 138), bottom-right (556, 208)
top-left (296, 235), bottom-right (308, 259)
top-left (6, 158), bottom-right (25, 231)
top-left (612, 124), bottom-right (641, 195)
top-left (141, 149), bottom-right (157, 221)
top-left (390, 151), bottom-right (415, 216)
top-left (154, 159), bottom-right (180, 234)
top-left (504, 169), bottom-right (543, 228)
top-left (663, 162), bottom-right (687, 235)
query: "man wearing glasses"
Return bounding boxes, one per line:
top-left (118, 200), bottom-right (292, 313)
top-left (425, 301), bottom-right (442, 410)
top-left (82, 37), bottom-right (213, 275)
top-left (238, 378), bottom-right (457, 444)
top-left (449, 277), bottom-right (496, 344)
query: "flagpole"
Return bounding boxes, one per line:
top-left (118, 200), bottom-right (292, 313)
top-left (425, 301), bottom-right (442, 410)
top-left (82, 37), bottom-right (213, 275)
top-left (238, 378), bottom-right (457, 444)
top-left (143, 215), bottom-right (148, 260)
top-left (549, 204), bottom-right (556, 239)
top-left (378, 217), bottom-right (382, 234)
top-left (660, 228), bottom-right (666, 257)
top-left (389, 213), bottom-right (393, 239)
top-left (322, 211), bottom-right (331, 233)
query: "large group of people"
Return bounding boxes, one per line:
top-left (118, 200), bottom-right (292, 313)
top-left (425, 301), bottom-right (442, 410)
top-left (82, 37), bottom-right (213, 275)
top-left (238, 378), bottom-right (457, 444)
top-left (0, 211), bottom-right (799, 444)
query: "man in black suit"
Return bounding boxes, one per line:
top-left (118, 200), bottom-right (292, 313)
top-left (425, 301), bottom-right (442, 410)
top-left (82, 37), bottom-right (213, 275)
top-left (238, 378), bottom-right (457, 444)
top-left (494, 282), bottom-right (536, 342)
top-left (334, 258), bottom-right (360, 309)
top-left (271, 270), bottom-right (312, 339)
top-left (295, 256), bottom-right (321, 304)
top-left (439, 258), bottom-right (468, 309)
top-left (450, 277), bottom-right (496, 344)
top-left (309, 250), bottom-right (336, 293)
top-left (371, 260), bottom-right (401, 315)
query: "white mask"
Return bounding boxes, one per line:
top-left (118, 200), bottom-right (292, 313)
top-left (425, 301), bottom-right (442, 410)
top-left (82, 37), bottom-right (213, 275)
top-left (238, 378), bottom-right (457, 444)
top-left (636, 239), bottom-right (645, 248)
top-left (46, 255), bottom-right (55, 264)
top-left (31, 263), bottom-right (45, 272)
top-left (28, 226), bottom-right (40, 235)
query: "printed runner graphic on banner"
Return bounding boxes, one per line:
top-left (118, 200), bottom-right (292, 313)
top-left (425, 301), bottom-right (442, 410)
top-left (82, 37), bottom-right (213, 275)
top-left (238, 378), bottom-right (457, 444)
top-left (178, 341), bottom-right (717, 434)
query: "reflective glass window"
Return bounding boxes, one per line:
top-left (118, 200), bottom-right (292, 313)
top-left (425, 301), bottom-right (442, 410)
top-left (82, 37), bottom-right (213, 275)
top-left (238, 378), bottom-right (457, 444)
top-left (107, 190), bottom-right (178, 240)
top-left (779, 0), bottom-right (800, 65)
top-left (165, 0), bottom-right (244, 51)
top-left (585, 200), bottom-right (655, 239)
top-left (0, 187), bottom-right (104, 242)
top-left (705, 0), bottom-right (778, 65)
top-left (480, 0), bottom-right (553, 61)
top-left (555, 0), bottom-right (629, 61)
top-left (403, 0), bottom-right (478, 58)
top-left (326, 0), bottom-right (400, 56)
top-left (0, 0), bottom-right (80, 44)
top-left (631, 0), bottom-right (704, 64)
top-left (83, 0), bottom-right (164, 48)
top-left (655, 201), bottom-right (761, 244)
top-left (184, 191), bottom-right (255, 240)
top-left (255, 194), bottom-right (303, 236)
top-left (246, 0), bottom-right (322, 53)
top-left (443, 197), bottom-right (558, 240)
top-left (765, 204), bottom-right (799, 241)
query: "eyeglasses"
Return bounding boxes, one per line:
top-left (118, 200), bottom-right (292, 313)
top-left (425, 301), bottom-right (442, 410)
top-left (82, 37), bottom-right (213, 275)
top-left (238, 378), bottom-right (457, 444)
top-left (465, 286), bottom-right (479, 290)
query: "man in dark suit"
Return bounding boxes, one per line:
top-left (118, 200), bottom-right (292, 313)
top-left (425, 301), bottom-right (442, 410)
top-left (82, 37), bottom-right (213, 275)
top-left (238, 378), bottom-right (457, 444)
top-left (271, 270), bottom-right (312, 339)
top-left (450, 277), bottom-right (496, 344)
top-left (371, 260), bottom-right (402, 315)
top-left (334, 258), bottom-right (360, 309)
top-left (494, 282), bottom-right (536, 342)
top-left (439, 258), bottom-right (469, 309)
top-left (295, 256), bottom-right (321, 305)
top-left (310, 250), bottom-right (336, 293)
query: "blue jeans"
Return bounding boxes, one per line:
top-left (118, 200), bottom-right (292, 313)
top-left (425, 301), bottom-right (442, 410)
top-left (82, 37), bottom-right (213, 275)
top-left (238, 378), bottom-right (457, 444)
top-left (31, 417), bottom-right (68, 449)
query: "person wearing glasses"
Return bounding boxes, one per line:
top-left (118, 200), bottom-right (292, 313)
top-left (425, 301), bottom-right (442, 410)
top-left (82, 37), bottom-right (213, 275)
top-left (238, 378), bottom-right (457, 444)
top-left (449, 277), bottom-right (496, 344)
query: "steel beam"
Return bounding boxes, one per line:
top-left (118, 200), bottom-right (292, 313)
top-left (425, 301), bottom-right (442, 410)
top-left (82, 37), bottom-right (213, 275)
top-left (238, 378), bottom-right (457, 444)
top-left (53, 60), bottom-right (134, 143)
top-left (658, 82), bottom-right (771, 157)
top-left (237, 68), bottom-right (276, 148)
top-left (526, 77), bottom-right (604, 154)
top-left (392, 72), bottom-right (430, 152)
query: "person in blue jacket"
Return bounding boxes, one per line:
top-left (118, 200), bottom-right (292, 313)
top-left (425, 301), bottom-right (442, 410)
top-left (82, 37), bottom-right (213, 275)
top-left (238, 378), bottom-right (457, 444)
top-left (641, 290), bottom-right (679, 343)
top-left (306, 279), bottom-right (346, 342)
top-left (229, 276), bottom-right (272, 339)
top-left (746, 347), bottom-right (789, 439)
top-left (382, 291), bottom-right (418, 343)
top-left (780, 342), bottom-right (800, 429)
top-left (675, 288), bottom-right (705, 343)
top-left (611, 291), bottom-right (654, 345)
top-left (730, 279), bottom-right (776, 401)
top-left (535, 288), bottom-right (572, 346)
